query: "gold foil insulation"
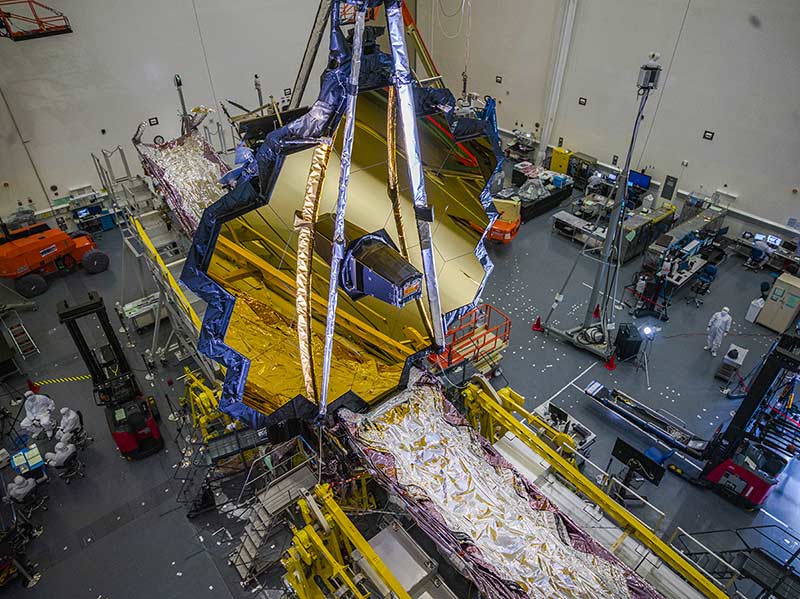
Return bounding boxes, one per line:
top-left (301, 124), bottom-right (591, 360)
top-left (221, 290), bottom-right (402, 416)
top-left (295, 143), bottom-right (334, 404)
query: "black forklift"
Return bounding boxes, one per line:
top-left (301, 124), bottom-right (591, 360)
top-left (57, 292), bottom-right (163, 459)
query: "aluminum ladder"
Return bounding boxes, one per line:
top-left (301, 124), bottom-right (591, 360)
top-left (2, 310), bottom-right (39, 359)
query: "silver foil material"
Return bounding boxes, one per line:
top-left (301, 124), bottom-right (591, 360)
top-left (319, 7), bottom-right (367, 418)
top-left (386, 1), bottom-right (446, 349)
top-left (342, 370), bottom-right (664, 599)
top-left (137, 130), bottom-right (226, 234)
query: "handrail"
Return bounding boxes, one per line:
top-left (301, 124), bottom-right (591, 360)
top-left (133, 217), bottom-right (201, 331)
top-left (467, 377), bottom-right (729, 599)
top-left (670, 526), bottom-right (744, 592)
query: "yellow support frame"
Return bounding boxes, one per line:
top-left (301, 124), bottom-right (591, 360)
top-left (134, 217), bottom-right (202, 331)
top-left (282, 484), bottom-right (412, 599)
top-left (462, 380), bottom-right (728, 599)
top-left (463, 379), bottom-right (579, 465)
top-left (180, 368), bottom-right (234, 442)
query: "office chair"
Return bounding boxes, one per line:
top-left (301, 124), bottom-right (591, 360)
top-left (8, 486), bottom-right (48, 520)
top-left (698, 264), bottom-right (718, 284)
top-left (686, 278), bottom-right (710, 307)
top-left (64, 411), bottom-right (94, 450)
top-left (55, 453), bottom-right (85, 484)
top-left (761, 281), bottom-right (771, 301)
top-left (744, 247), bottom-right (766, 270)
top-left (686, 264), bottom-right (717, 307)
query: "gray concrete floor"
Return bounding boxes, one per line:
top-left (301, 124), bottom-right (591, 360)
top-left (483, 202), bottom-right (800, 538)
top-left (1, 203), bottom-right (798, 597)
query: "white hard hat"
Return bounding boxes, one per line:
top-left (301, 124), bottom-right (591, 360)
top-left (61, 407), bottom-right (69, 414)
top-left (24, 390), bottom-right (33, 398)
top-left (14, 475), bottom-right (24, 484)
top-left (722, 306), bottom-right (730, 313)
top-left (55, 442), bottom-right (65, 451)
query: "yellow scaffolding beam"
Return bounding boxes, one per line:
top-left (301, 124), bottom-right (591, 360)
top-left (463, 379), bottom-right (727, 599)
top-left (133, 218), bottom-right (202, 331)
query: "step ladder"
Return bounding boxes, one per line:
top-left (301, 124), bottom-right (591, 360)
top-left (230, 463), bottom-right (317, 584)
top-left (2, 311), bottom-right (39, 359)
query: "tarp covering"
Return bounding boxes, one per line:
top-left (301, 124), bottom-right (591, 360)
top-left (340, 370), bottom-right (664, 599)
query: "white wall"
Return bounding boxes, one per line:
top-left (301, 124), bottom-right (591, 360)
top-left (415, 0), bottom-right (800, 225)
top-left (0, 0), bottom-right (326, 213)
top-left (416, 0), bottom-right (560, 132)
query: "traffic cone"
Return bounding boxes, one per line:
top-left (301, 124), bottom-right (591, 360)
top-left (593, 304), bottom-right (601, 319)
top-left (26, 378), bottom-right (40, 393)
top-left (531, 316), bottom-right (544, 332)
top-left (604, 354), bottom-right (617, 371)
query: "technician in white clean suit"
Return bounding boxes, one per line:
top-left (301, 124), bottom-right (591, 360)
top-left (705, 306), bottom-right (732, 357)
top-left (19, 391), bottom-right (56, 438)
top-left (55, 407), bottom-right (80, 441)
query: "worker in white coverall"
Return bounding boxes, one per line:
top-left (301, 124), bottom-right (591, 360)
top-left (6, 475), bottom-right (36, 503)
top-left (19, 391), bottom-right (56, 438)
top-left (705, 306), bottom-right (732, 357)
top-left (45, 442), bottom-right (77, 468)
top-left (55, 407), bottom-right (80, 441)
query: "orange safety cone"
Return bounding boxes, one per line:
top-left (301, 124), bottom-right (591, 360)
top-left (531, 316), bottom-right (544, 332)
top-left (593, 304), bottom-right (601, 319)
top-left (26, 378), bottom-right (40, 393)
top-left (604, 354), bottom-right (617, 371)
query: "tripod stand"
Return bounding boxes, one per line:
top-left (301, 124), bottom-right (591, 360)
top-left (635, 333), bottom-right (654, 390)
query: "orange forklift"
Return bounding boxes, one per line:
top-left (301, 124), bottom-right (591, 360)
top-left (0, 221), bottom-right (109, 297)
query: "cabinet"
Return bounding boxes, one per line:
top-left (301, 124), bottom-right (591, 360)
top-left (756, 273), bottom-right (800, 332)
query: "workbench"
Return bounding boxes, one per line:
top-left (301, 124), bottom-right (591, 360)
top-left (729, 236), bottom-right (800, 274)
top-left (553, 201), bottom-right (676, 262)
top-left (643, 205), bottom-right (726, 270)
top-left (665, 255), bottom-right (707, 289)
top-left (520, 184), bottom-right (574, 222)
top-left (551, 210), bottom-right (606, 248)
top-left (509, 161), bottom-right (575, 222)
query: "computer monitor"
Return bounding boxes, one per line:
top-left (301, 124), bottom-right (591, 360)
top-left (754, 233), bottom-right (766, 242)
top-left (628, 170), bottom-right (652, 189)
top-left (76, 208), bottom-right (90, 219)
top-left (767, 235), bottom-right (782, 247)
top-left (606, 173), bottom-right (618, 183)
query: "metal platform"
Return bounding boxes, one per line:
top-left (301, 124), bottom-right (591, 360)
top-left (584, 380), bottom-right (710, 458)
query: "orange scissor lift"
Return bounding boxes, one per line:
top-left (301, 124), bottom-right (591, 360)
top-left (428, 304), bottom-right (511, 377)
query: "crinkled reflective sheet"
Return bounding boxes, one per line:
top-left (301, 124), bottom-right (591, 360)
top-left (341, 371), bottom-right (663, 599)
top-left (220, 289), bottom-right (402, 417)
top-left (139, 131), bottom-right (227, 234)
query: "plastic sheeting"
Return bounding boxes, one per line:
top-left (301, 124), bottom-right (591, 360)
top-left (341, 371), bottom-right (664, 599)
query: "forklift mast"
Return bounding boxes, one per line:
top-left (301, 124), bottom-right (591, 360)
top-left (702, 332), bottom-right (800, 474)
top-left (57, 291), bottom-right (136, 400)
